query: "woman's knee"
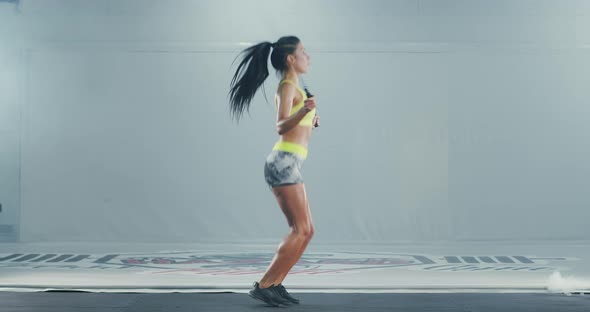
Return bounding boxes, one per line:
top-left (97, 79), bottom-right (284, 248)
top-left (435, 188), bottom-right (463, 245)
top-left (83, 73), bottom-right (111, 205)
top-left (292, 223), bottom-right (314, 239)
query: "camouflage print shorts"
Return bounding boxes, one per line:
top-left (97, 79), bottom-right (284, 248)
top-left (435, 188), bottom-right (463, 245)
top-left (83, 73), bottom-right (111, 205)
top-left (264, 150), bottom-right (305, 188)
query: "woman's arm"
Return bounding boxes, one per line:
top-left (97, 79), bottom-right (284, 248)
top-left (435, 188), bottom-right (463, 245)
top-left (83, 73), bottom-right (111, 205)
top-left (275, 83), bottom-right (309, 135)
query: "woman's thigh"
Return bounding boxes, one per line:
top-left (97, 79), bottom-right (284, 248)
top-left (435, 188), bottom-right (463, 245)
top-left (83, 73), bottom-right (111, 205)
top-left (271, 183), bottom-right (312, 232)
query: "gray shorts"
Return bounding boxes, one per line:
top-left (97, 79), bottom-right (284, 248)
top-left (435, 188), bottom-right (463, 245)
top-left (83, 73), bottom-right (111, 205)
top-left (264, 150), bottom-right (305, 188)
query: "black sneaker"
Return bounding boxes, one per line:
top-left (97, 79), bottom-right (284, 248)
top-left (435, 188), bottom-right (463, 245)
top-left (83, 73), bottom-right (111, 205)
top-left (248, 281), bottom-right (290, 307)
top-left (275, 283), bottom-right (300, 304)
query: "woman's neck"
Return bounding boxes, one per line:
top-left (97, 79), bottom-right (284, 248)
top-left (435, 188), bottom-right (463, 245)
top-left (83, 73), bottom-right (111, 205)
top-left (282, 71), bottom-right (299, 84)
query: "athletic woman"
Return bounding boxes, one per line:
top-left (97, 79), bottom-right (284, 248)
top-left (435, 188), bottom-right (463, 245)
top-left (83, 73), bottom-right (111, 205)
top-left (229, 35), bottom-right (320, 307)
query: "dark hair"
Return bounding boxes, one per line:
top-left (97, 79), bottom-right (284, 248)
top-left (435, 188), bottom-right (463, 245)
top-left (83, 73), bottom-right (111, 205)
top-left (228, 36), bottom-right (300, 123)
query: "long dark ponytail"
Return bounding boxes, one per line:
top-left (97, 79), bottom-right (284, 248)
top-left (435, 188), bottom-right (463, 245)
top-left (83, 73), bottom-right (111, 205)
top-left (229, 36), bottom-right (300, 123)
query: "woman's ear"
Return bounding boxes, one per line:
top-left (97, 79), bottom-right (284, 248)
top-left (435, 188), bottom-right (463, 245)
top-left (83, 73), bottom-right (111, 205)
top-left (286, 54), bottom-right (295, 66)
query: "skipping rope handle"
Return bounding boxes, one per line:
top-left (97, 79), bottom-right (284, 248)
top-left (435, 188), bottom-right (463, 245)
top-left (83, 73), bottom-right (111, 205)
top-left (304, 87), bottom-right (319, 129)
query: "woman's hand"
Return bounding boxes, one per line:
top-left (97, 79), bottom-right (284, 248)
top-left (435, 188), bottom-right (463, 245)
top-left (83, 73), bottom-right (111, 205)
top-left (303, 97), bottom-right (319, 128)
top-left (303, 97), bottom-right (316, 113)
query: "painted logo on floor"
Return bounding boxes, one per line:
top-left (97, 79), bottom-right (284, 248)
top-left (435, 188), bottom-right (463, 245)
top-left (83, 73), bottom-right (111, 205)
top-left (0, 251), bottom-right (574, 274)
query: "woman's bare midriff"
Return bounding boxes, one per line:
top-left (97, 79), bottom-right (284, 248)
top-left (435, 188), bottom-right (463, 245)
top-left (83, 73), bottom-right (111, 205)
top-left (280, 125), bottom-right (312, 149)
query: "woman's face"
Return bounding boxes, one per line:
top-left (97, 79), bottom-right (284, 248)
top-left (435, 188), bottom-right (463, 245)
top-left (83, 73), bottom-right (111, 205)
top-left (288, 42), bottom-right (310, 74)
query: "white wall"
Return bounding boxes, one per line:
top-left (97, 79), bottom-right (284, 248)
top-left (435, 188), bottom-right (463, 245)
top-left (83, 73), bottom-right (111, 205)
top-left (0, 0), bottom-right (589, 243)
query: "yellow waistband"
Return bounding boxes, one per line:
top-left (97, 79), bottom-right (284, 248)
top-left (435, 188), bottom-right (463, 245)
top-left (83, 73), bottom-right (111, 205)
top-left (272, 140), bottom-right (308, 159)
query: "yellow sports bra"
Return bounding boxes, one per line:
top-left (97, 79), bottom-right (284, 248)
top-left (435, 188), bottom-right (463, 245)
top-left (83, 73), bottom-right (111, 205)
top-left (275, 79), bottom-right (316, 127)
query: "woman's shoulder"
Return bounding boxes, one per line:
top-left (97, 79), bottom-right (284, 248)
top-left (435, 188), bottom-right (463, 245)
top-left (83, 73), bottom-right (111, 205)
top-left (277, 80), bottom-right (298, 97)
top-left (278, 80), bottom-right (305, 98)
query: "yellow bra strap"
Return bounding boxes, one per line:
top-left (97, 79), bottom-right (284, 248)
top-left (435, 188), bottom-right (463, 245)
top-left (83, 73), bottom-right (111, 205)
top-left (279, 79), bottom-right (306, 96)
top-left (279, 79), bottom-right (296, 86)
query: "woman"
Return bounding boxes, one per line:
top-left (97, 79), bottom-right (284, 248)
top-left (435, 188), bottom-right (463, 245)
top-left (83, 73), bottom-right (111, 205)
top-left (229, 35), bottom-right (320, 307)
